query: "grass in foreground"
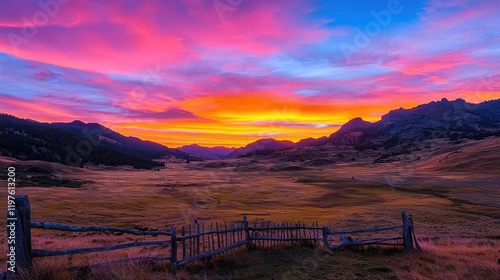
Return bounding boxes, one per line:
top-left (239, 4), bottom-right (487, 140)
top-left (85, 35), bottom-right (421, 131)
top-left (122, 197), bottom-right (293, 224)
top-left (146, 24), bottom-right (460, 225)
top-left (16, 240), bottom-right (500, 280)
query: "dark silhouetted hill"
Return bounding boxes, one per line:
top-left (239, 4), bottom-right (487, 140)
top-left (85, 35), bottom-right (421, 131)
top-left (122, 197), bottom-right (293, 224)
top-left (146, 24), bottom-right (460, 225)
top-left (0, 114), bottom-right (197, 169)
top-left (224, 98), bottom-right (500, 158)
top-left (226, 138), bottom-right (294, 158)
top-left (324, 98), bottom-right (500, 150)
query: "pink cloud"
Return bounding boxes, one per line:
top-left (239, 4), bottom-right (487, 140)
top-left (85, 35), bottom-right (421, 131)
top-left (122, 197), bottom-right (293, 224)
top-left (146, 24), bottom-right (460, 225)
top-left (394, 52), bottom-right (480, 76)
top-left (0, 0), bottom-right (329, 74)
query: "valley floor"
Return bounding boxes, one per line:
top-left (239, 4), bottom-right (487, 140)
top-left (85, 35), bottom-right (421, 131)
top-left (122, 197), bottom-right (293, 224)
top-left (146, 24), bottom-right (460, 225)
top-left (0, 137), bottom-right (499, 279)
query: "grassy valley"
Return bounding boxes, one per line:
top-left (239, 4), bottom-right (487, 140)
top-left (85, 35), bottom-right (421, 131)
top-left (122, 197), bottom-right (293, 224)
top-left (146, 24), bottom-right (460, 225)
top-left (0, 136), bottom-right (499, 279)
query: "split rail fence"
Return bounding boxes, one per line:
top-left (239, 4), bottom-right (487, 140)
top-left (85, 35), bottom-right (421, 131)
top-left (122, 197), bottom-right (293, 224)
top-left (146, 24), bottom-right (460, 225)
top-left (5, 195), bottom-right (420, 277)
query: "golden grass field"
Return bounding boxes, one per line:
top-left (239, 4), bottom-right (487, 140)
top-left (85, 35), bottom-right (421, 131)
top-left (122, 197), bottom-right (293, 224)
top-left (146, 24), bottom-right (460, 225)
top-left (0, 137), bottom-right (499, 279)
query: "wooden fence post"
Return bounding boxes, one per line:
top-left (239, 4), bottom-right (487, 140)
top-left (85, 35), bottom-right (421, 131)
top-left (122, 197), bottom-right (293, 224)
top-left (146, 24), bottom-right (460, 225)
top-left (322, 226), bottom-right (329, 250)
top-left (181, 227), bottom-right (186, 259)
top-left (401, 211), bottom-right (414, 250)
top-left (170, 227), bottom-right (177, 269)
top-left (196, 222), bottom-right (200, 254)
top-left (243, 214), bottom-right (250, 249)
top-left (6, 195), bottom-right (32, 277)
top-left (408, 214), bottom-right (421, 250)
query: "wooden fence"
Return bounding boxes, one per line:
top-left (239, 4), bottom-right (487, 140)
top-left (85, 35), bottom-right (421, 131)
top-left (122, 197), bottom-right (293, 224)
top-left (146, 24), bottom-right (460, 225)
top-left (5, 195), bottom-right (420, 277)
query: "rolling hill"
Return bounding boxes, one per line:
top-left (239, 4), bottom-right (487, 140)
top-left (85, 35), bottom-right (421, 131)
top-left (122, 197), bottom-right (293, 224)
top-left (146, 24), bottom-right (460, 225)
top-left (179, 144), bottom-right (235, 159)
top-left (226, 138), bottom-right (295, 158)
top-left (0, 114), bottom-right (197, 169)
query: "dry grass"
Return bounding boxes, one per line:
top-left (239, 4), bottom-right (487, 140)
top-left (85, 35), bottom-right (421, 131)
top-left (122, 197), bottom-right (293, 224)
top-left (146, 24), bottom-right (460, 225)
top-left (17, 257), bottom-right (181, 280)
top-left (0, 138), bottom-right (499, 279)
top-left (394, 240), bottom-right (500, 280)
top-left (10, 241), bottom-right (499, 280)
top-left (18, 258), bottom-right (73, 280)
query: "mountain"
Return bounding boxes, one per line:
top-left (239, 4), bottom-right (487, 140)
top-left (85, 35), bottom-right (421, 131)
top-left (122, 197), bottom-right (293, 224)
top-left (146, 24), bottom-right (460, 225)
top-left (323, 98), bottom-right (500, 149)
top-left (296, 136), bottom-right (329, 148)
top-left (0, 114), bottom-right (197, 169)
top-left (179, 144), bottom-right (235, 159)
top-left (336, 117), bottom-right (372, 133)
top-left (226, 138), bottom-right (295, 158)
top-left (51, 120), bottom-right (190, 159)
top-left (2, 98), bottom-right (499, 167)
top-left (225, 98), bottom-right (500, 159)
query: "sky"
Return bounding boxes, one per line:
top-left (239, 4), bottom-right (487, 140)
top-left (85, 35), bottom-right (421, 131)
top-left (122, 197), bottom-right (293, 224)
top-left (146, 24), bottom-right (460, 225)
top-left (0, 0), bottom-right (499, 147)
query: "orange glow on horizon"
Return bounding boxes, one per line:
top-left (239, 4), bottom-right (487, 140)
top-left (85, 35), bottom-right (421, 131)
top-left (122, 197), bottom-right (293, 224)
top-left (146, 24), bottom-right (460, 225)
top-left (101, 92), bottom-right (499, 148)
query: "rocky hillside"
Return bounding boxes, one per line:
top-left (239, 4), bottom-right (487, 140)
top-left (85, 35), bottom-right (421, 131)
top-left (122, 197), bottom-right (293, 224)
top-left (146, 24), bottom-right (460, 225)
top-left (229, 98), bottom-right (500, 159)
top-left (325, 98), bottom-right (500, 150)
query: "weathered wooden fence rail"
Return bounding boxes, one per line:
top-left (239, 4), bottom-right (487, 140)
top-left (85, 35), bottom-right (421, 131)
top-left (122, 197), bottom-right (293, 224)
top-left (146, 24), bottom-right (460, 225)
top-left (327, 227), bottom-right (403, 249)
top-left (5, 195), bottom-right (420, 277)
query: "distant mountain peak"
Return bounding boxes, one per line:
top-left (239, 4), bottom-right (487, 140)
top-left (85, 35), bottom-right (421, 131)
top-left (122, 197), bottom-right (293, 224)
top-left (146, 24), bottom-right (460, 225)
top-left (179, 144), bottom-right (235, 159)
top-left (183, 143), bottom-right (202, 148)
top-left (226, 138), bottom-right (294, 158)
top-left (254, 138), bottom-right (294, 145)
top-left (345, 117), bottom-right (367, 125)
top-left (337, 117), bottom-right (372, 133)
top-left (71, 120), bottom-right (85, 125)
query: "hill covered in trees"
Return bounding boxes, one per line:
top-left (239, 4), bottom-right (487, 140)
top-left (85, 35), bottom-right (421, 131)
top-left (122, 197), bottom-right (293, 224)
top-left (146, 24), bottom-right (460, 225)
top-left (0, 114), bottom-right (196, 169)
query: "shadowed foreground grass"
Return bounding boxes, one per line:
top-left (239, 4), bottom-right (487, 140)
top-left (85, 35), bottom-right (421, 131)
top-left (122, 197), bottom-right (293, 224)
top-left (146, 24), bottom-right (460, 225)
top-left (17, 240), bottom-right (500, 280)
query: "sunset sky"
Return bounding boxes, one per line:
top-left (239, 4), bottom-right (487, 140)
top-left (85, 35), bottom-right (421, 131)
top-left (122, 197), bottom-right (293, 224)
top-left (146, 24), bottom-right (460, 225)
top-left (0, 0), bottom-right (499, 147)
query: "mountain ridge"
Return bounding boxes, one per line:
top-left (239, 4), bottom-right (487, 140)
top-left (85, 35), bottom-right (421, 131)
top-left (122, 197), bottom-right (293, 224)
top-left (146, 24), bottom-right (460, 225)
top-left (226, 138), bottom-right (295, 158)
top-left (221, 98), bottom-right (500, 158)
top-left (179, 144), bottom-right (235, 159)
top-left (0, 114), bottom-right (198, 169)
top-left (1, 98), bottom-right (499, 163)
